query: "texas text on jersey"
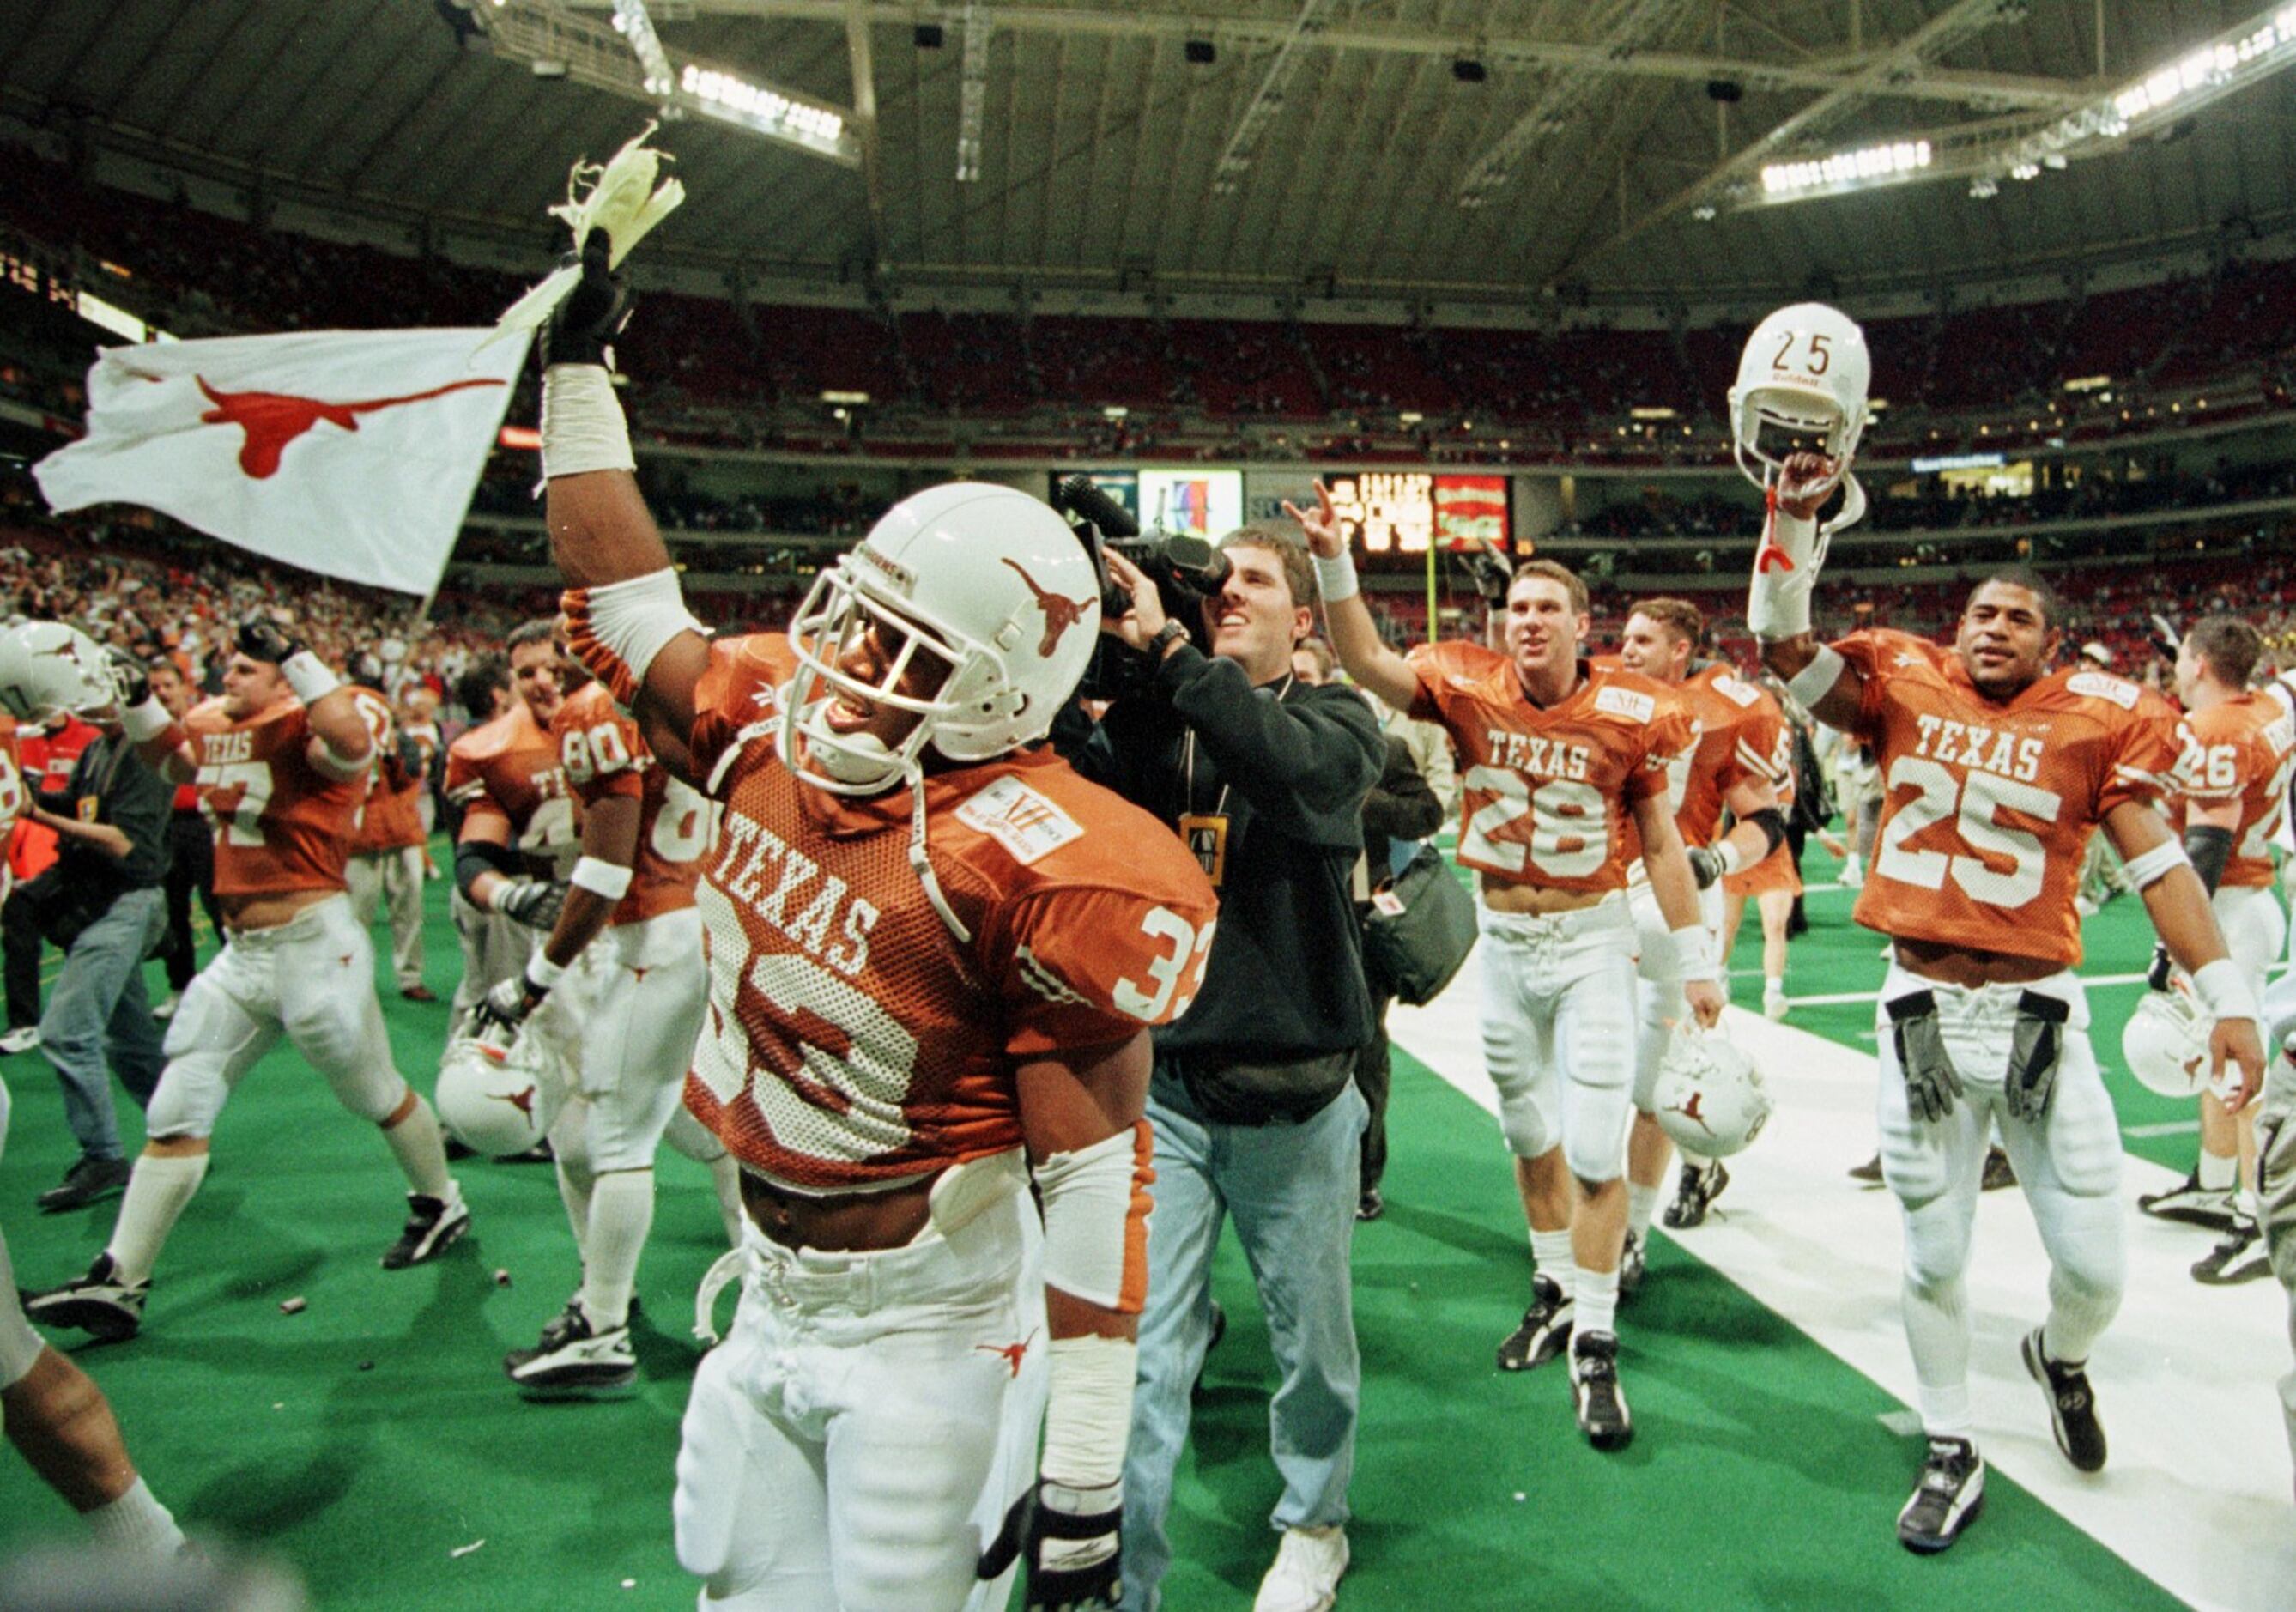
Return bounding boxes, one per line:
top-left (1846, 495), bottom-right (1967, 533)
top-left (1833, 628), bottom-right (2184, 965)
top-left (445, 700), bottom-right (574, 876)
top-left (2175, 691), bottom-right (2296, 891)
top-left (677, 634), bottom-right (1218, 1194)
top-left (551, 680), bottom-right (707, 926)
top-left (1406, 639), bottom-right (1697, 891)
top-left (184, 695), bottom-right (364, 897)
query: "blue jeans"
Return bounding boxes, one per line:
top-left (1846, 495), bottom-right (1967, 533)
top-left (1123, 1062), bottom-right (1366, 1611)
top-left (39, 887), bottom-right (166, 1163)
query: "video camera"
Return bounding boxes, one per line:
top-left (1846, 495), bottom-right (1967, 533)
top-left (1053, 475), bottom-right (1234, 700)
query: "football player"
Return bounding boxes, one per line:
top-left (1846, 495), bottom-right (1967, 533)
top-left (1754, 463), bottom-right (2264, 1552)
top-left (27, 621), bottom-right (471, 1342)
top-left (478, 672), bottom-right (739, 1393)
top-left (443, 620), bottom-right (576, 1044)
top-left (2140, 615), bottom-right (2295, 1283)
top-left (1613, 600), bottom-right (1790, 1269)
top-left (537, 239), bottom-right (1216, 1609)
top-left (1301, 486), bottom-right (1724, 1452)
top-left (344, 683), bottom-right (433, 1002)
top-left (2, 1074), bottom-right (186, 1557)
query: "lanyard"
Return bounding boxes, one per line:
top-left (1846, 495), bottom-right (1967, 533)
top-left (1179, 672), bottom-right (1293, 820)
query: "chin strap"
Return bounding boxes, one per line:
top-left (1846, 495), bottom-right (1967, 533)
top-left (907, 769), bottom-right (972, 945)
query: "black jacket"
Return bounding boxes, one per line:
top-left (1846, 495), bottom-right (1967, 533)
top-left (35, 732), bottom-right (172, 916)
top-left (1361, 732), bottom-right (1445, 886)
top-left (1069, 643), bottom-right (1382, 1068)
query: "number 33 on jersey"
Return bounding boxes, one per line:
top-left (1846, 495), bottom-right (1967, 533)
top-left (681, 638), bottom-right (1218, 1192)
top-left (1832, 629), bottom-right (2184, 966)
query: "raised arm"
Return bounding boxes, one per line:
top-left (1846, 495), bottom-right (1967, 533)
top-left (1751, 452), bottom-right (1866, 732)
top-left (539, 236), bottom-right (711, 757)
top-left (1285, 482), bottom-right (1421, 712)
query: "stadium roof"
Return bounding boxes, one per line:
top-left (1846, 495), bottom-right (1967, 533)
top-left (9, 1), bottom-right (2296, 311)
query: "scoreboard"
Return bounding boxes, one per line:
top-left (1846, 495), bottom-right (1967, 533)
top-left (1325, 472), bottom-right (1511, 562)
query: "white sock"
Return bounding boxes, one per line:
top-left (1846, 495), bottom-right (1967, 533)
top-left (579, 1169), bottom-right (655, 1330)
top-left (709, 1153), bottom-right (744, 1249)
top-left (1574, 1264), bottom-right (1621, 1342)
top-left (1530, 1229), bottom-right (1575, 1293)
top-left (1764, 976), bottom-right (1785, 997)
top-left (107, 1155), bottom-right (210, 1286)
top-left (84, 1477), bottom-right (185, 1555)
top-left (1626, 1181), bottom-right (1662, 1240)
top-left (2198, 1150), bottom-right (2237, 1191)
top-left (556, 1160), bottom-right (594, 1262)
top-left (1905, 1269), bottom-right (1974, 1437)
top-left (380, 1095), bottom-right (455, 1201)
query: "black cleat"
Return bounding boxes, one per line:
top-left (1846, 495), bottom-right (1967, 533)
top-left (1663, 1159), bottom-right (1730, 1227)
top-left (1980, 1147), bottom-right (2016, 1192)
top-left (1570, 1330), bottom-right (1633, 1451)
top-left (1355, 1188), bottom-right (1384, 1222)
top-left (380, 1192), bottom-right (470, 1270)
top-left (1618, 1231), bottom-right (1646, 1300)
top-left (2137, 1169), bottom-right (2236, 1232)
top-left (2191, 1216), bottom-right (2269, 1285)
top-left (2020, 1329), bottom-right (2106, 1473)
top-left (505, 1301), bottom-right (636, 1395)
top-left (1898, 1436), bottom-right (1984, 1554)
top-left (1496, 1274), bottom-right (1573, 1372)
top-left (23, 1253), bottom-right (147, 1342)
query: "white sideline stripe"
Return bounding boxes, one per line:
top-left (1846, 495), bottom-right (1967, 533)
top-left (1390, 948), bottom-right (2296, 1612)
top-left (2121, 1120), bottom-right (2203, 1138)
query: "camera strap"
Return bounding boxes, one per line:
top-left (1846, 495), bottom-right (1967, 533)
top-left (1175, 671), bottom-right (1293, 891)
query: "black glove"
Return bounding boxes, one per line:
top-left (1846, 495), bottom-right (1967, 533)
top-left (237, 616), bottom-right (304, 665)
top-left (477, 971), bottom-right (545, 1032)
top-left (1687, 845), bottom-right (1725, 890)
top-left (2146, 942), bottom-right (2174, 993)
top-left (542, 232), bottom-right (635, 371)
top-left (105, 648), bottom-right (150, 712)
top-left (494, 877), bottom-right (569, 930)
top-left (2003, 991), bottom-right (2070, 1124)
top-left (1886, 990), bottom-right (1962, 1124)
top-left (977, 1479), bottom-right (1124, 1610)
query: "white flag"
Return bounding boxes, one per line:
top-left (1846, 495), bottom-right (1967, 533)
top-left (33, 326), bottom-right (530, 596)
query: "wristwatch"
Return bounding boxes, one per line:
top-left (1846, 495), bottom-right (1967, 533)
top-left (1149, 621), bottom-right (1190, 660)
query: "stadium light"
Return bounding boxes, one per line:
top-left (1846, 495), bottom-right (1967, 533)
top-left (609, 0), bottom-right (675, 97)
top-left (680, 64), bottom-right (854, 162)
top-left (1760, 139), bottom-right (1933, 197)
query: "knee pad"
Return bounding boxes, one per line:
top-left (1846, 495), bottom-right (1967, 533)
top-left (1900, 1191), bottom-right (1977, 1297)
top-left (288, 1000), bottom-right (405, 1125)
top-left (1494, 1071), bottom-right (1557, 1161)
top-left (144, 1057), bottom-right (229, 1141)
top-left (1563, 1080), bottom-right (1630, 1185)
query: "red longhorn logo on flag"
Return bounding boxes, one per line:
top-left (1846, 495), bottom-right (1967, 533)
top-left (197, 376), bottom-right (506, 479)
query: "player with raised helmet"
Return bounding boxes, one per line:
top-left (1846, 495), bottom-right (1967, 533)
top-left (536, 233), bottom-right (1215, 1609)
top-left (1299, 485), bottom-right (1724, 1454)
top-left (1612, 598), bottom-right (1791, 1270)
top-left (1744, 302), bottom-right (2266, 1554)
top-left (26, 618), bottom-right (470, 1342)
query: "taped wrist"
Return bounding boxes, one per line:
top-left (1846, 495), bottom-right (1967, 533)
top-left (561, 569), bottom-right (706, 709)
top-left (1040, 1334), bottom-right (1136, 1493)
top-left (2194, 957), bottom-right (2259, 1023)
top-left (1671, 924), bottom-right (1721, 985)
top-left (2005, 991), bottom-right (2069, 1123)
top-left (524, 952), bottom-right (567, 993)
top-left (122, 698), bottom-right (176, 745)
top-left (1311, 548), bottom-right (1359, 604)
top-left (454, 839), bottom-right (521, 905)
top-left (1785, 644), bottom-right (1847, 712)
top-left (571, 856), bottom-right (634, 901)
top-left (280, 650), bottom-right (341, 706)
top-left (2120, 837), bottom-right (2192, 890)
top-left (2184, 823), bottom-right (2234, 895)
top-left (1035, 1121), bottom-right (1153, 1314)
top-left (541, 363), bottom-right (634, 479)
top-left (1748, 506), bottom-right (1818, 640)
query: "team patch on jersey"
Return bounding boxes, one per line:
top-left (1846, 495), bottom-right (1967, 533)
top-left (1595, 684), bottom-right (1656, 723)
top-left (1711, 672), bottom-right (1762, 708)
top-left (956, 776), bottom-right (1084, 864)
top-left (2067, 670), bottom-right (2140, 710)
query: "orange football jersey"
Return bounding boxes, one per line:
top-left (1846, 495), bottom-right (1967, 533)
top-left (1406, 640), bottom-right (1696, 893)
top-left (345, 688), bottom-right (425, 854)
top-left (185, 696), bottom-right (363, 897)
top-left (679, 633), bottom-right (1218, 1193)
top-left (1834, 629), bottom-right (2184, 967)
top-left (2175, 692), bottom-right (2296, 891)
top-left (445, 700), bottom-right (576, 876)
top-left (552, 682), bottom-right (706, 926)
top-left (0, 715), bottom-right (21, 899)
top-left (1671, 665), bottom-right (1787, 848)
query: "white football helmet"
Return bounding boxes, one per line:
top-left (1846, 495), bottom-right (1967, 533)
top-left (434, 1026), bottom-right (560, 1157)
top-left (1653, 1028), bottom-right (1773, 1158)
top-left (782, 483), bottom-right (1100, 797)
top-left (1728, 302), bottom-right (1870, 535)
top-left (0, 621), bottom-right (120, 726)
top-left (2121, 986), bottom-right (2216, 1100)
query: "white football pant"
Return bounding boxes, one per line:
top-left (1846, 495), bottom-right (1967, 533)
top-left (0, 1076), bottom-right (47, 1391)
top-left (537, 908), bottom-right (706, 1173)
top-left (674, 1156), bottom-right (1045, 1611)
top-left (1875, 961), bottom-right (2122, 1438)
top-left (1477, 895), bottom-right (1639, 1181)
top-left (146, 896), bottom-right (409, 1137)
top-left (448, 885), bottom-right (534, 1044)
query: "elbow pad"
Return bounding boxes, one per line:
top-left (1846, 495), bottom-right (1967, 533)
top-left (1744, 806), bottom-right (1789, 861)
top-left (2183, 823), bottom-right (2234, 895)
top-left (454, 839), bottom-right (522, 905)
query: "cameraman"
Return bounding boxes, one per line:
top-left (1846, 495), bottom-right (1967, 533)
top-left (1069, 527), bottom-right (1382, 1612)
top-left (18, 658), bottom-right (171, 1213)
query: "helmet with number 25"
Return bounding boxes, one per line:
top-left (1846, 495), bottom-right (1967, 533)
top-left (1728, 302), bottom-right (1872, 485)
top-left (0, 621), bottom-right (122, 727)
top-left (783, 483), bottom-right (1100, 796)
